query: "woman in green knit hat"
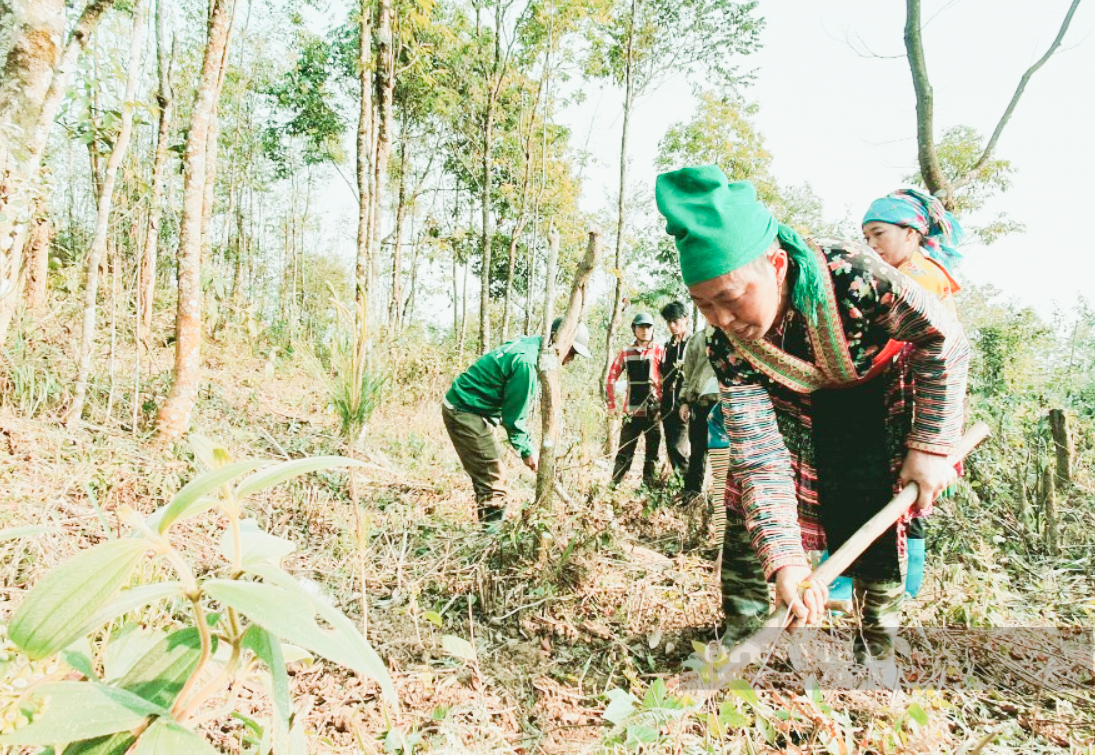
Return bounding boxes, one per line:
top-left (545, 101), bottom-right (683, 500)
top-left (655, 165), bottom-right (969, 665)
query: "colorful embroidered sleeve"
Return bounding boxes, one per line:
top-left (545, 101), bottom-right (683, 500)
top-left (709, 328), bottom-right (807, 577)
top-left (827, 242), bottom-right (969, 455)
top-left (879, 280), bottom-right (969, 455)
top-left (605, 350), bottom-right (626, 411)
top-left (720, 384), bottom-right (809, 578)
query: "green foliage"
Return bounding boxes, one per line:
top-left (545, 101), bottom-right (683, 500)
top-left (263, 33), bottom-right (347, 172)
top-left (904, 125), bottom-right (1022, 243)
top-left (585, 0), bottom-right (763, 93)
top-left (0, 438), bottom-right (390, 751)
top-left (324, 298), bottom-right (387, 448)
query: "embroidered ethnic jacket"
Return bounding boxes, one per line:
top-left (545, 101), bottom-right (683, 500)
top-left (708, 240), bottom-right (970, 579)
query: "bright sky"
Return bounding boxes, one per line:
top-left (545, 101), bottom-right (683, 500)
top-left (557, 0), bottom-right (1095, 316)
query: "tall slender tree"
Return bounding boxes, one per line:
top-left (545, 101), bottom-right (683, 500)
top-left (65, 0), bottom-right (148, 426)
top-left (139, 0), bottom-right (176, 337)
top-left (156, 0), bottom-right (238, 442)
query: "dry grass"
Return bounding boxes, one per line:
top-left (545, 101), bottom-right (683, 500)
top-left (0, 329), bottom-right (1094, 753)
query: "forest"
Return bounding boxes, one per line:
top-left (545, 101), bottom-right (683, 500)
top-left (0, 0), bottom-right (1093, 752)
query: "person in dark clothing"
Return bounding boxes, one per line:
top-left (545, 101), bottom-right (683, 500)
top-left (679, 325), bottom-right (718, 502)
top-left (660, 301), bottom-right (691, 478)
top-left (606, 313), bottom-right (665, 488)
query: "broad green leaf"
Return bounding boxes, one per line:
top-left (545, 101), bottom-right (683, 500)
top-left (84, 582), bottom-right (185, 640)
top-left (62, 732), bottom-right (136, 754)
top-left (626, 724), bottom-right (658, 743)
top-left (205, 576), bottom-right (394, 701)
top-left (602, 688), bottom-right (638, 725)
top-left (10, 539), bottom-right (150, 659)
top-left (289, 722), bottom-right (307, 754)
top-left (0, 682), bottom-right (161, 745)
top-left (726, 678), bottom-right (760, 707)
top-left (717, 701), bottom-right (751, 729)
top-left (187, 434), bottom-right (232, 469)
top-left (423, 611), bottom-right (442, 627)
top-left (234, 456), bottom-right (366, 499)
top-left (242, 625), bottom-right (290, 745)
top-left (247, 564), bottom-right (395, 701)
top-left (220, 519), bottom-right (295, 566)
top-left (907, 702), bottom-right (929, 727)
top-left (441, 635), bottom-right (476, 663)
top-left (149, 459), bottom-right (268, 534)
top-left (280, 644), bottom-right (313, 664)
top-left (131, 719), bottom-right (219, 754)
top-left (61, 636), bottom-right (97, 679)
top-left (116, 628), bottom-right (210, 709)
top-left (0, 525), bottom-right (60, 541)
top-left (104, 626), bottom-right (165, 683)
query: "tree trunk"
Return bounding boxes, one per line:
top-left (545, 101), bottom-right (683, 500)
top-left (155, 0), bottom-right (236, 442)
top-left (372, 0), bottom-right (394, 333)
top-left (355, 0), bottom-right (373, 341)
top-left (478, 0), bottom-right (506, 355)
top-left (478, 101), bottom-right (495, 355)
top-left (534, 229), bottom-right (559, 508)
top-left (139, 0), bottom-right (175, 339)
top-left (600, 0), bottom-right (638, 453)
top-left (65, 0), bottom-right (148, 427)
top-left (501, 87), bottom-right (539, 342)
top-left (404, 223), bottom-right (420, 323)
top-left (0, 0), bottom-right (116, 340)
top-left (534, 230), bottom-right (603, 514)
top-left (903, 0), bottom-right (949, 205)
top-left (389, 122), bottom-right (408, 331)
top-left (0, 0), bottom-right (65, 344)
top-left (23, 197), bottom-right (52, 310)
top-left (1048, 408), bottom-right (1072, 489)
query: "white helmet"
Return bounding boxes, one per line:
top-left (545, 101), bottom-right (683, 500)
top-left (551, 318), bottom-right (592, 358)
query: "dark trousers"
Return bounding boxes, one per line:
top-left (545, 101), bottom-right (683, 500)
top-left (661, 403), bottom-right (689, 475)
top-left (611, 414), bottom-right (661, 487)
top-left (684, 399), bottom-right (716, 493)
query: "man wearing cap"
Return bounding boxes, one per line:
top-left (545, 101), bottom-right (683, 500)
top-left (606, 313), bottom-right (666, 489)
top-left (443, 319), bottom-right (592, 524)
top-left (655, 165), bottom-right (969, 663)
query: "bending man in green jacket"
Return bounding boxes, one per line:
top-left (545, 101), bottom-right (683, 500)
top-left (443, 319), bottom-right (592, 523)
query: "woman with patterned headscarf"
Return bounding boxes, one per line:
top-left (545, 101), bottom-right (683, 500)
top-left (862, 188), bottom-right (964, 314)
top-left (859, 189), bottom-right (966, 600)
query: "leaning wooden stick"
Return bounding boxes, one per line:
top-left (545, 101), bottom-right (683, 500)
top-left (721, 421), bottom-right (991, 673)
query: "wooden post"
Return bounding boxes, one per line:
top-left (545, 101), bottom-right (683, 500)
top-left (534, 230), bottom-right (603, 512)
top-left (1043, 464), bottom-right (1059, 557)
top-left (1048, 408), bottom-right (1072, 489)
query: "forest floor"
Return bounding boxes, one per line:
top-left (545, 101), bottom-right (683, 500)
top-left (1, 331), bottom-right (1095, 753)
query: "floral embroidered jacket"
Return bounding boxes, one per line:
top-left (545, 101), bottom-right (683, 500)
top-left (708, 240), bottom-right (970, 579)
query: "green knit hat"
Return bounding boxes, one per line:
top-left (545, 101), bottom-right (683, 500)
top-left (655, 166), bottom-right (777, 285)
top-left (655, 164), bottom-right (824, 324)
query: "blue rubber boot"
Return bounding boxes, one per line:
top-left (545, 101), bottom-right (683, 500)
top-left (905, 537), bottom-right (926, 599)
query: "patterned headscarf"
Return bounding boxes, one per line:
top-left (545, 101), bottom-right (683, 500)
top-left (861, 188), bottom-right (964, 271)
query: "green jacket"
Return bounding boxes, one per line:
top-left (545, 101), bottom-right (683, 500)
top-left (445, 336), bottom-right (541, 458)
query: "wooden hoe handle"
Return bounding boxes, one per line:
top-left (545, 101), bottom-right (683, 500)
top-left (728, 421), bottom-right (991, 658)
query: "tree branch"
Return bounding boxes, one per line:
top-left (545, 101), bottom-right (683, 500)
top-left (904, 0), bottom-right (950, 202)
top-left (953, 0), bottom-right (1083, 191)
